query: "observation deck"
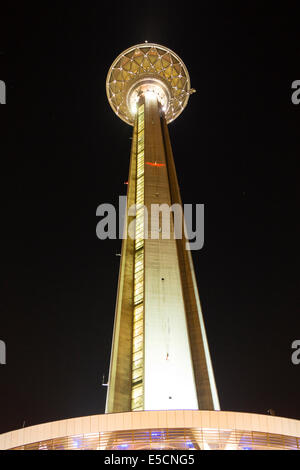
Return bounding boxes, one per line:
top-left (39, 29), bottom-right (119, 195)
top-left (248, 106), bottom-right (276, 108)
top-left (106, 43), bottom-right (194, 125)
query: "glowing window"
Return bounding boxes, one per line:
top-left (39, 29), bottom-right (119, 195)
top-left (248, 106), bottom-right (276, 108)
top-left (131, 102), bottom-right (145, 411)
top-left (132, 384), bottom-right (143, 399)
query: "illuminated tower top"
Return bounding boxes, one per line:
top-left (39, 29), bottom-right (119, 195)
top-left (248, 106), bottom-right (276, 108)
top-left (106, 43), bottom-right (195, 125)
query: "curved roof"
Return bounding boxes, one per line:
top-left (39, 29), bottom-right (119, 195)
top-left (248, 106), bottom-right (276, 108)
top-left (1, 410), bottom-right (300, 450)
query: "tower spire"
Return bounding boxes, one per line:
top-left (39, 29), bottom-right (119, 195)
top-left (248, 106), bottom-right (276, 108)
top-left (105, 43), bottom-right (220, 413)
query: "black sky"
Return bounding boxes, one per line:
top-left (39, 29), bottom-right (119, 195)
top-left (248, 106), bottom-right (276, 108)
top-left (0, 2), bottom-right (299, 434)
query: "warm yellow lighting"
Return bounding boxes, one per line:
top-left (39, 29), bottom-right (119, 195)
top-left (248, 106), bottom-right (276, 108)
top-left (144, 90), bottom-right (156, 100)
top-left (131, 102), bottom-right (145, 411)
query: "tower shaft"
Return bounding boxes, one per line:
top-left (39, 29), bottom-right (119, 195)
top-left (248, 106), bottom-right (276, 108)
top-left (105, 95), bottom-right (219, 413)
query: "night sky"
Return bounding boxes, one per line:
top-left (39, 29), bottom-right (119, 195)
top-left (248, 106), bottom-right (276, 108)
top-left (1, 3), bottom-right (299, 434)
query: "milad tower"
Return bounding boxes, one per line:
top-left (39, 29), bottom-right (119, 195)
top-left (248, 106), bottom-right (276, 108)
top-left (105, 42), bottom-right (220, 414)
top-left (1, 44), bottom-right (299, 451)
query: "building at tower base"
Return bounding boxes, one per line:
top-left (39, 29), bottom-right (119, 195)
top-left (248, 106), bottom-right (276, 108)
top-left (1, 411), bottom-right (300, 450)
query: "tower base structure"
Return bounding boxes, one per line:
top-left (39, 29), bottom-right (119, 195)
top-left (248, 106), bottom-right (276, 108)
top-left (1, 410), bottom-right (299, 450)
